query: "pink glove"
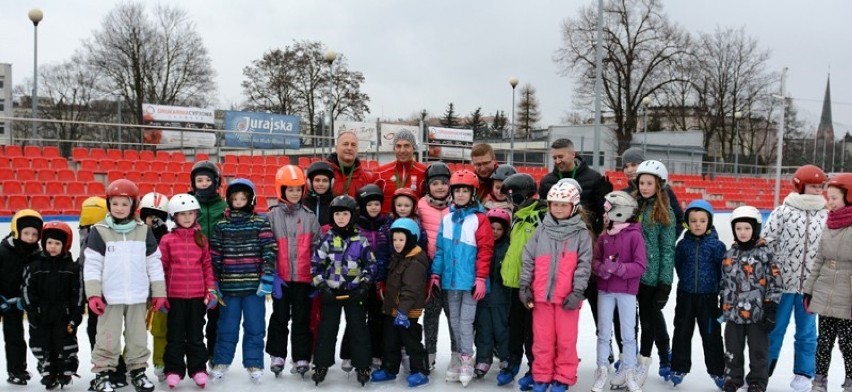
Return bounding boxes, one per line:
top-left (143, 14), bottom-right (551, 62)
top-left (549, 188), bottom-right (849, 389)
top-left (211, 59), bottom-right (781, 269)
top-left (88, 296), bottom-right (106, 316)
top-left (472, 278), bottom-right (486, 301)
top-left (151, 297), bottom-right (169, 313)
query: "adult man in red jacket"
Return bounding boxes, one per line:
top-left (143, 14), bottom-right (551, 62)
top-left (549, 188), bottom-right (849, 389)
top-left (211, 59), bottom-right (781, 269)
top-left (376, 129), bottom-right (426, 213)
top-left (326, 131), bottom-right (379, 198)
top-left (471, 143), bottom-right (499, 202)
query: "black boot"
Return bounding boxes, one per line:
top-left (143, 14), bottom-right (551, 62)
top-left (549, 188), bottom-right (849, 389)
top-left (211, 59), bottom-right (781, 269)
top-left (57, 374), bottom-right (73, 389)
top-left (356, 368), bottom-right (371, 386)
top-left (7, 371), bottom-right (30, 385)
top-left (128, 369), bottom-right (154, 392)
top-left (312, 367), bottom-right (328, 386)
top-left (41, 374), bottom-right (59, 390)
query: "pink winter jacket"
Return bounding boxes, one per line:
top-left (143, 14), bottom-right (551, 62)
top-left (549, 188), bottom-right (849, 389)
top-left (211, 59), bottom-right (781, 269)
top-left (417, 197), bottom-right (450, 260)
top-left (267, 201), bottom-right (321, 283)
top-left (520, 214), bottom-right (593, 304)
top-left (159, 224), bottom-right (215, 299)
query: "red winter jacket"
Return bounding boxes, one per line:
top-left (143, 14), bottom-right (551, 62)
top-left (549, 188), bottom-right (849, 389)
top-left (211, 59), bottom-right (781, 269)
top-left (327, 153), bottom-right (380, 198)
top-left (376, 160), bottom-right (427, 213)
top-left (267, 201), bottom-right (321, 283)
top-left (159, 224), bottom-right (215, 299)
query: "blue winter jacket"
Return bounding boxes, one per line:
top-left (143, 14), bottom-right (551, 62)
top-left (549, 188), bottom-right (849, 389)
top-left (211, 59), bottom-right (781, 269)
top-left (674, 228), bottom-right (727, 294)
top-left (432, 203), bottom-right (494, 291)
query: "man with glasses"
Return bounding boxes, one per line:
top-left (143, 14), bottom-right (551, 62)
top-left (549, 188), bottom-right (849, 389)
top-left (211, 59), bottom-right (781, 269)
top-left (471, 144), bottom-right (499, 201)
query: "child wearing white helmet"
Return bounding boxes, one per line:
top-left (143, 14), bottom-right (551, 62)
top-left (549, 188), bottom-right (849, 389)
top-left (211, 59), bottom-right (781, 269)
top-left (720, 206), bottom-right (782, 392)
top-left (632, 160), bottom-right (676, 385)
top-left (157, 194), bottom-right (218, 389)
top-left (519, 179), bottom-right (592, 392)
top-left (138, 192), bottom-right (170, 381)
top-left (591, 191), bottom-right (646, 392)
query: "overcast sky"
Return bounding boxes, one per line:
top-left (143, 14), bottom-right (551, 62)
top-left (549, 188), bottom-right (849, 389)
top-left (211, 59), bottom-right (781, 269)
top-left (2, 1), bottom-right (850, 136)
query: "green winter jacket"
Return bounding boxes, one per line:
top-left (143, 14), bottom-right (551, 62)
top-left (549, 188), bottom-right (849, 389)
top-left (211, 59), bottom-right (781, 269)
top-left (501, 200), bottom-right (548, 288)
top-left (638, 201), bottom-right (676, 287)
top-left (197, 196), bottom-right (227, 240)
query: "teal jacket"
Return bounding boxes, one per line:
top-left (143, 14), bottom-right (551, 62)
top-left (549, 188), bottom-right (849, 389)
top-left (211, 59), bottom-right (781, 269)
top-left (638, 201), bottom-right (676, 286)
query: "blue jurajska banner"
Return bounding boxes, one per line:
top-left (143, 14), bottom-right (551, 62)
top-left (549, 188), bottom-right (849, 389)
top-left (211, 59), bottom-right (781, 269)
top-left (222, 110), bottom-right (301, 149)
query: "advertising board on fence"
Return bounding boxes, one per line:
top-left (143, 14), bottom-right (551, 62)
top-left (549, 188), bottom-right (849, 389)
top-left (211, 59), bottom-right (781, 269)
top-left (334, 121), bottom-right (378, 150)
top-left (142, 104), bottom-right (217, 147)
top-left (222, 111), bottom-right (301, 149)
top-left (426, 126), bottom-right (474, 160)
top-left (378, 123), bottom-right (421, 152)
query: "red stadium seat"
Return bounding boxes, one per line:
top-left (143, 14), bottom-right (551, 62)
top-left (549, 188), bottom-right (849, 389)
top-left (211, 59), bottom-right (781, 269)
top-left (0, 156), bottom-right (8, 168)
top-left (223, 155), bottom-right (238, 165)
top-left (12, 156), bottom-right (30, 168)
top-left (150, 161), bottom-right (167, 172)
top-left (123, 149), bottom-right (139, 161)
top-left (139, 150), bottom-right (155, 161)
top-left (3, 145), bottom-right (22, 157)
top-left (24, 146), bottom-right (42, 157)
top-left (251, 156), bottom-right (265, 165)
top-left (76, 170), bottom-right (95, 182)
top-left (57, 169), bottom-right (76, 182)
top-left (195, 153), bottom-right (210, 162)
top-left (126, 172), bottom-right (143, 183)
top-left (106, 149), bottom-right (123, 160)
top-left (171, 152), bottom-right (186, 162)
top-left (89, 148), bottom-right (106, 160)
top-left (107, 171), bottom-right (124, 183)
top-left (67, 182), bottom-right (86, 195)
top-left (138, 182), bottom-right (155, 196)
top-left (24, 181), bottom-right (44, 194)
top-left (156, 151), bottom-right (171, 161)
top-left (3, 180), bottom-right (23, 194)
top-left (97, 160), bottom-right (116, 172)
top-left (71, 147), bottom-right (88, 161)
top-left (36, 169), bottom-right (56, 182)
top-left (31, 195), bottom-right (52, 212)
top-left (142, 171), bottom-right (159, 183)
top-left (53, 195), bottom-right (75, 213)
top-left (88, 182), bottom-right (105, 196)
top-left (159, 172), bottom-right (176, 183)
top-left (279, 156), bottom-right (291, 165)
top-left (17, 168), bottom-right (35, 181)
top-left (42, 146), bottom-right (60, 158)
top-left (50, 157), bottom-right (68, 169)
top-left (7, 195), bottom-right (28, 212)
top-left (45, 181), bottom-right (64, 194)
top-left (30, 157), bottom-right (50, 169)
top-left (0, 167), bottom-right (12, 180)
top-left (167, 162), bottom-right (182, 173)
top-left (78, 160), bottom-right (98, 171)
top-left (238, 155), bottom-right (252, 165)
top-left (133, 161), bottom-right (150, 172)
top-left (116, 160), bottom-right (134, 172)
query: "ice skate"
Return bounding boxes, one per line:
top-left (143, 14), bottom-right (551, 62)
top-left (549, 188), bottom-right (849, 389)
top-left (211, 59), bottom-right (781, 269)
top-left (474, 362), bottom-right (490, 379)
top-left (407, 372), bottom-right (429, 387)
top-left (7, 371), bottom-right (31, 386)
top-left (747, 384), bottom-right (766, 392)
top-left (496, 362), bottom-right (518, 386)
top-left (42, 374), bottom-right (59, 390)
top-left (109, 371), bottom-right (128, 389)
top-left (550, 381), bottom-right (568, 392)
top-left (401, 348), bottom-right (411, 374)
top-left (293, 360), bottom-right (310, 377)
top-left (312, 367), bottom-right (328, 386)
top-left (371, 357), bottom-right (382, 370)
top-left (842, 377), bottom-right (852, 392)
top-left (191, 372), bottom-right (208, 389)
top-left (445, 352), bottom-right (461, 382)
top-left (154, 366), bottom-right (165, 382)
top-left (129, 369), bottom-right (155, 392)
top-left (710, 374), bottom-right (725, 389)
top-left (518, 372), bottom-right (534, 391)
top-left (624, 368), bottom-right (642, 392)
top-left (636, 356), bottom-right (652, 386)
top-left (428, 353), bottom-right (436, 371)
top-left (532, 381), bottom-right (549, 392)
top-left (341, 359), bottom-right (354, 373)
top-left (92, 372), bottom-right (114, 392)
top-left (370, 369), bottom-right (397, 382)
top-left (790, 375), bottom-right (811, 392)
top-left (459, 355), bottom-right (474, 387)
top-left (270, 356), bottom-right (286, 377)
top-left (57, 374), bottom-right (74, 389)
top-left (609, 365), bottom-right (626, 389)
top-left (356, 368), bottom-right (371, 386)
top-left (591, 365), bottom-right (608, 392)
top-left (811, 375), bottom-right (827, 392)
top-left (658, 351), bottom-right (671, 381)
top-left (165, 373), bottom-right (181, 389)
top-left (247, 367), bottom-right (263, 385)
top-left (669, 372), bottom-right (686, 387)
top-left (210, 364), bottom-right (228, 384)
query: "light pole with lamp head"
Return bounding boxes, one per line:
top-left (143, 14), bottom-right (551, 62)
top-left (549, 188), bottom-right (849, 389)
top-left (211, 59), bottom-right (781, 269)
top-left (734, 111), bottom-right (742, 175)
top-left (641, 96), bottom-right (651, 154)
top-left (509, 77), bottom-right (518, 165)
top-left (324, 50), bottom-right (337, 154)
top-left (29, 8), bottom-right (43, 144)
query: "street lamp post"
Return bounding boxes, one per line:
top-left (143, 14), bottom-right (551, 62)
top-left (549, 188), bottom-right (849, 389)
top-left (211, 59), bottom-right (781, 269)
top-left (324, 50), bottom-right (337, 154)
top-left (641, 96), bottom-right (651, 154)
top-left (734, 111), bottom-right (743, 175)
top-left (29, 8), bottom-right (43, 144)
top-left (509, 77), bottom-right (518, 166)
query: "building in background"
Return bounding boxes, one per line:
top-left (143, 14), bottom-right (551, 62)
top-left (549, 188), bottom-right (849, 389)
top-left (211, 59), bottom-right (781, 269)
top-left (0, 63), bottom-right (12, 144)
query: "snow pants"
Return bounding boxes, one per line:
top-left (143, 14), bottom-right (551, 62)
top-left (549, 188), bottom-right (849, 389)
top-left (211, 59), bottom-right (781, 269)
top-left (531, 302), bottom-right (580, 385)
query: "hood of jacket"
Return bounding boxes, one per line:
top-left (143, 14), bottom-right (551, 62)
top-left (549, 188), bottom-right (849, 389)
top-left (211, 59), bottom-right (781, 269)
top-left (541, 213), bottom-right (587, 241)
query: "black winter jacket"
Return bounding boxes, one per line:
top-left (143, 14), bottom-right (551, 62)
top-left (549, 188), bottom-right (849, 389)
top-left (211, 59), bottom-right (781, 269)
top-left (21, 252), bottom-right (84, 326)
top-left (0, 235), bottom-right (41, 299)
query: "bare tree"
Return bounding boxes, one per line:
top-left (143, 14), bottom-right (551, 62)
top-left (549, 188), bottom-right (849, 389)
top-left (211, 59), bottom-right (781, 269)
top-left (516, 84), bottom-right (541, 139)
top-left (555, 0), bottom-right (691, 154)
top-left (85, 2), bottom-right (217, 128)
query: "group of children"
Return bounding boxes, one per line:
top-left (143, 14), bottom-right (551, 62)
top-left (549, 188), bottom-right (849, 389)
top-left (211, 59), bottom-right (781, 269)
top-left (2, 154), bottom-right (852, 392)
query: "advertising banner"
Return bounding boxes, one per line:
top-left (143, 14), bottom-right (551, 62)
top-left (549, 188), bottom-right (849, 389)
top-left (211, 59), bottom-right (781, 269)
top-left (222, 111), bottom-right (301, 149)
top-left (425, 126), bottom-right (474, 160)
top-left (378, 123), bottom-right (421, 152)
top-left (334, 121), bottom-right (378, 150)
top-left (142, 104), bottom-right (216, 147)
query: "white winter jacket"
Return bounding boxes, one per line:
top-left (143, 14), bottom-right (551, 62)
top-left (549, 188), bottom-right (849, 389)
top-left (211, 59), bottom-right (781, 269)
top-left (761, 192), bottom-right (828, 294)
top-left (83, 221), bottom-right (166, 305)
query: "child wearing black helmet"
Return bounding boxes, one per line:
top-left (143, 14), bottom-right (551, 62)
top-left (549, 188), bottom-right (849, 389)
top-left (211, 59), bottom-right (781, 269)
top-left (311, 195), bottom-right (377, 387)
top-left (21, 221), bottom-right (83, 389)
top-left (304, 161), bottom-right (336, 228)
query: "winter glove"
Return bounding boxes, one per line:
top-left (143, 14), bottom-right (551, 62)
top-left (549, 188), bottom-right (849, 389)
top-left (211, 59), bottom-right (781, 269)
top-left (762, 302), bottom-right (777, 334)
top-left (803, 293), bottom-right (813, 314)
top-left (376, 282), bottom-right (387, 301)
top-left (205, 290), bottom-right (219, 310)
top-left (0, 296), bottom-right (19, 313)
top-left (88, 296), bottom-right (106, 316)
top-left (257, 274), bottom-right (274, 297)
top-left (519, 286), bottom-right (533, 309)
top-left (315, 281), bottom-right (336, 303)
top-left (472, 278), bottom-right (487, 301)
top-left (562, 291), bottom-right (585, 310)
top-left (151, 297), bottom-right (169, 313)
top-left (272, 275), bottom-right (287, 300)
top-left (426, 275), bottom-right (441, 303)
top-left (352, 282), bottom-right (370, 302)
top-left (394, 313), bottom-right (410, 329)
top-left (655, 283), bottom-right (672, 310)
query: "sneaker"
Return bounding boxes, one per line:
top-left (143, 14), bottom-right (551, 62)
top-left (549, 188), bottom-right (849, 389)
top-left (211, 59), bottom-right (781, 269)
top-left (312, 367), bottom-right (328, 386)
top-left (407, 372), bottom-right (429, 387)
top-left (459, 355), bottom-right (474, 386)
top-left (247, 367), bottom-right (263, 385)
top-left (670, 372), bottom-right (686, 386)
top-left (92, 372), bottom-right (114, 392)
top-left (625, 368), bottom-right (642, 392)
top-left (270, 356), bottom-right (286, 375)
top-left (165, 373), bottom-right (181, 389)
top-left (191, 372), bottom-right (208, 388)
top-left (356, 368), bottom-right (371, 386)
top-left (791, 375), bottom-right (812, 392)
top-left (154, 366), bottom-right (165, 383)
top-left (591, 365), bottom-right (608, 392)
top-left (210, 364), bottom-right (228, 384)
top-left (550, 381), bottom-right (568, 392)
top-left (129, 369), bottom-right (155, 392)
top-left (475, 362), bottom-right (491, 379)
top-left (710, 374), bottom-right (725, 389)
top-left (42, 374), bottom-right (59, 390)
top-left (371, 369), bottom-right (397, 382)
top-left (341, 359), bottom-right (354, 373)
top-left (445, 353), bottom-right (461, 382)
top-left (518, 372), bottom-right (534, 391)
top-left (532, 381), bottom-right (549, 392)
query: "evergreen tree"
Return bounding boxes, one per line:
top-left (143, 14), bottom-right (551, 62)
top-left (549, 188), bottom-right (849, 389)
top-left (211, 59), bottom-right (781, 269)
top-left (440, 102), bottom-right (460, 128)
top-left (491, 110), bottom-right (508, 138)
top-left (467, 107), bottom-right (488, 140)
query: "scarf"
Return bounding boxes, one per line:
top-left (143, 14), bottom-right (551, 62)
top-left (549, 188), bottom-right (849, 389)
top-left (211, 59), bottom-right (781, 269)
top-left (105, 215), bottom-right (138, 234)
top-left (607, 222), bottom-right (631, 235)
top-left (424, 193), bottom-right (450, 210)
top-left (784, 192), bottom-right (827, 211)
top-left (541, 213), bottom-right (586, 241)
top-left (827, 205), bottom-right (852, 229)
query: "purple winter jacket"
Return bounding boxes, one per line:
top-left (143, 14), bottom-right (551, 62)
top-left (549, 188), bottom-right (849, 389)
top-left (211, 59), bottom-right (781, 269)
top-left (592, 222), bottom-right (647, 295)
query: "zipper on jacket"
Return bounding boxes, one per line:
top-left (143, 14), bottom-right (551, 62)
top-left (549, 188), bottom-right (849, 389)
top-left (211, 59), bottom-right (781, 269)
top-left (693, 237), bottom-right (700, 292)
top-left (800, 213), bottom-right (811, 293)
